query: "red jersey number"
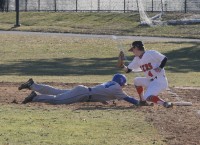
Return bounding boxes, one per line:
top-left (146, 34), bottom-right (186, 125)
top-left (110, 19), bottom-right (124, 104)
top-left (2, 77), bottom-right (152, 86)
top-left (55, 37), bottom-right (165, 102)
top-left (148, 71), bottom-right (153, 77)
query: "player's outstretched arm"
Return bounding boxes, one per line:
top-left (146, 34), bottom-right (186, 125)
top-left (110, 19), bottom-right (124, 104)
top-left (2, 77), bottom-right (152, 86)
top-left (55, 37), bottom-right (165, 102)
top-left (123, 96), bottom-right (139, 106)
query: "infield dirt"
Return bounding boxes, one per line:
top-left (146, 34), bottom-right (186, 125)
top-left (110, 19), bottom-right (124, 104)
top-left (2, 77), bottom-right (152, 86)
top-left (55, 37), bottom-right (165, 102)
top-left (0, 82), bottom-right (199, 145)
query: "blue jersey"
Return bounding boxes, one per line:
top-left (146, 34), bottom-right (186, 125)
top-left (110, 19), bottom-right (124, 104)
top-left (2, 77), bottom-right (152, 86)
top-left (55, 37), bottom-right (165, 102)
top-left (89, 81), bottom-right (129, 102)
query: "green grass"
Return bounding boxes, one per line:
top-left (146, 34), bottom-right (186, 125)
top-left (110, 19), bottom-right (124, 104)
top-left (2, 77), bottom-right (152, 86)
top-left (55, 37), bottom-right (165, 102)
top-left (0, 12), bottom-right (200, 38)
top-left (0, 12), bottom-right (199, 145)
top-left (0, 104), bottom-right (165, 145)
top-left (0, 33), bottom-right (199, 86)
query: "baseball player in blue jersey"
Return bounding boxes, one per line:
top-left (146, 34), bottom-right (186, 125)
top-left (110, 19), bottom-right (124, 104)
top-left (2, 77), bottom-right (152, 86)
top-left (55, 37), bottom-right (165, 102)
top-left (19, 74), bottom-right (141, 106)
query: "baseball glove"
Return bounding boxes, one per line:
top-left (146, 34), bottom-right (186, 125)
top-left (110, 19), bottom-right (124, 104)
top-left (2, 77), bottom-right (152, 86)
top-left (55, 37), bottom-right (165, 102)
top-left (117, 51), bottom-right (125, 68)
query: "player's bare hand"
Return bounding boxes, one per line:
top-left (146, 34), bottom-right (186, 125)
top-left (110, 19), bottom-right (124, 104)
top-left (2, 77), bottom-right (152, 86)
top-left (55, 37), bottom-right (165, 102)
top-left (154, 67), bottom-right (162, 73)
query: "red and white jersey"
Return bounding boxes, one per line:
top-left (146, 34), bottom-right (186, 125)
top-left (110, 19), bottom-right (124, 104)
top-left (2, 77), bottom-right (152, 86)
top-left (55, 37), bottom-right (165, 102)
top-left (128, 50), bottom-right (166, 80)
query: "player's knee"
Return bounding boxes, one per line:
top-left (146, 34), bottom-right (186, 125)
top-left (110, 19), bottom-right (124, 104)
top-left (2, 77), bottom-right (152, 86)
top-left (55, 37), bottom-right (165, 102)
top-left (144, 94), bottom-right (153, 100)
top-left (134, 77), bottom-right (141, 86)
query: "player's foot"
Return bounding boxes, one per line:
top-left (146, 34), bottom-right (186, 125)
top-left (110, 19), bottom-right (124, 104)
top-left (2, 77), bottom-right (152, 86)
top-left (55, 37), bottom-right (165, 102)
top-left (163, 102), bottom-right (173, 108)
top-left (22, 91), bottom-right (37, 104)
top-left (18, 78), bottom-right (34, 90)
top-left (139, 101), bottom-right (154, 106)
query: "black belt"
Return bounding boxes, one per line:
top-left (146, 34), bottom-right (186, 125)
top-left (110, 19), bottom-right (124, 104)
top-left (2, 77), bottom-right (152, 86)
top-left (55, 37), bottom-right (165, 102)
top-left (87, 87), bottom-right (92, 102)
top-left (88, 87), bottom-right (92, 92)
top-left (150, 76), bottom-right (157, 81)
top-left (150, 75), bottom-right (166, 81)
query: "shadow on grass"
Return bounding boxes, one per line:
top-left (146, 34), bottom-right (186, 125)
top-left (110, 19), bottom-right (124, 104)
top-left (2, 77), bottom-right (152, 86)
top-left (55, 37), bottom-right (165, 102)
top-left (1, 42), bottom-right (199, 76)
top-left (0, 57), bottom-right (119, 76)
top-left (163, 42), bottom-right (200, 73)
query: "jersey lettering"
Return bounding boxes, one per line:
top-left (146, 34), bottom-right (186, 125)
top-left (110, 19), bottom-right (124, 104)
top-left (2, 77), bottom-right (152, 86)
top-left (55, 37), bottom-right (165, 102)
top-left (105, 82), bottom-right (115, 88)
top-left (148, 71), bottom-right (153, 77)
top-left (140, 63), bottom-right (153, 72)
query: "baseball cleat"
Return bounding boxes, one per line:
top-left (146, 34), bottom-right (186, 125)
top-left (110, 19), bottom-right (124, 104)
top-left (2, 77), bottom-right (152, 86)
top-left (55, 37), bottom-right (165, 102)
top-left (163, 102), bottom-right (173, 108)
top-left (139, 101), bottom-right (154, 106)
top-left (22, 91), bottom-right (37, 104)
top-left (18, 78), bottom-right (34, 90)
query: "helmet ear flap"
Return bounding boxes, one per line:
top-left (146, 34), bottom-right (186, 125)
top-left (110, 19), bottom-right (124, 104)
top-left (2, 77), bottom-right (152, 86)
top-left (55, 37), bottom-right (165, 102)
top-left (121, 76), bottom-right (127, 86)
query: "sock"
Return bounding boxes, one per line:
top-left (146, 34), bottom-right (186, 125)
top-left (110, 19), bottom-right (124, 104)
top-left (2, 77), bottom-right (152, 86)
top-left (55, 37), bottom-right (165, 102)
top-left (147, 96), bottom-right (165, 105)
top-left (135, 86), bottom-right (145, 101)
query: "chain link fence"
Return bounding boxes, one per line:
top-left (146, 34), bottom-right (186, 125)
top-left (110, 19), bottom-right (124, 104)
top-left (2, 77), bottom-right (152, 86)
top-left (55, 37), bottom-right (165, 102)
top-left (0, 0), bottom-right (200, 13)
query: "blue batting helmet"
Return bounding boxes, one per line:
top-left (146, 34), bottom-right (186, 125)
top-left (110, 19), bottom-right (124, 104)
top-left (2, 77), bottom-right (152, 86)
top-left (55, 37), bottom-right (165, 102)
top-left (112, 74), bottom-right (127, 86)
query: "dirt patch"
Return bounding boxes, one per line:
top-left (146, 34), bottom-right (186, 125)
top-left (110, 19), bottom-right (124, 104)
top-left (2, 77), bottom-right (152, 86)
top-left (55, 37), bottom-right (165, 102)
top-left (0, 82), bottom-right (199, 145)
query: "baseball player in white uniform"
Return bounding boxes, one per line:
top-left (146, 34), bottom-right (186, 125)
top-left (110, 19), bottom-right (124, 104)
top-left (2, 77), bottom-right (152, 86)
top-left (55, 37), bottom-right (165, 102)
top-left (19, 74), bottom-right (141, 106)
top-left (121, 41), bottom-right (173, 108)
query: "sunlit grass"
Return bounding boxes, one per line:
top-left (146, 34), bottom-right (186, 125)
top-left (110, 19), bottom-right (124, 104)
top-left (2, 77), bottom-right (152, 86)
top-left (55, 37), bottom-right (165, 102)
top-left (0, 33), bottom-right (199, 86)
top-left (0, 12), bottom-right (199, 38)
top-left (0, 104), bottom-right (165, 145)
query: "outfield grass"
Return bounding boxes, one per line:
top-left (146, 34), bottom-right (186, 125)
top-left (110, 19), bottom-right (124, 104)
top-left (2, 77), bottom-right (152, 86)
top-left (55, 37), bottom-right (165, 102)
top-left (0, 12), bottom-right (200, 39)
top-left (0, 27), bottom-right (200, 145)
top-left (0, 12), bottom-right (199, 145)
top-left (0, 33), bottom-right (199, 86)
top-left (0, 104), bottom-right (165, 145)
